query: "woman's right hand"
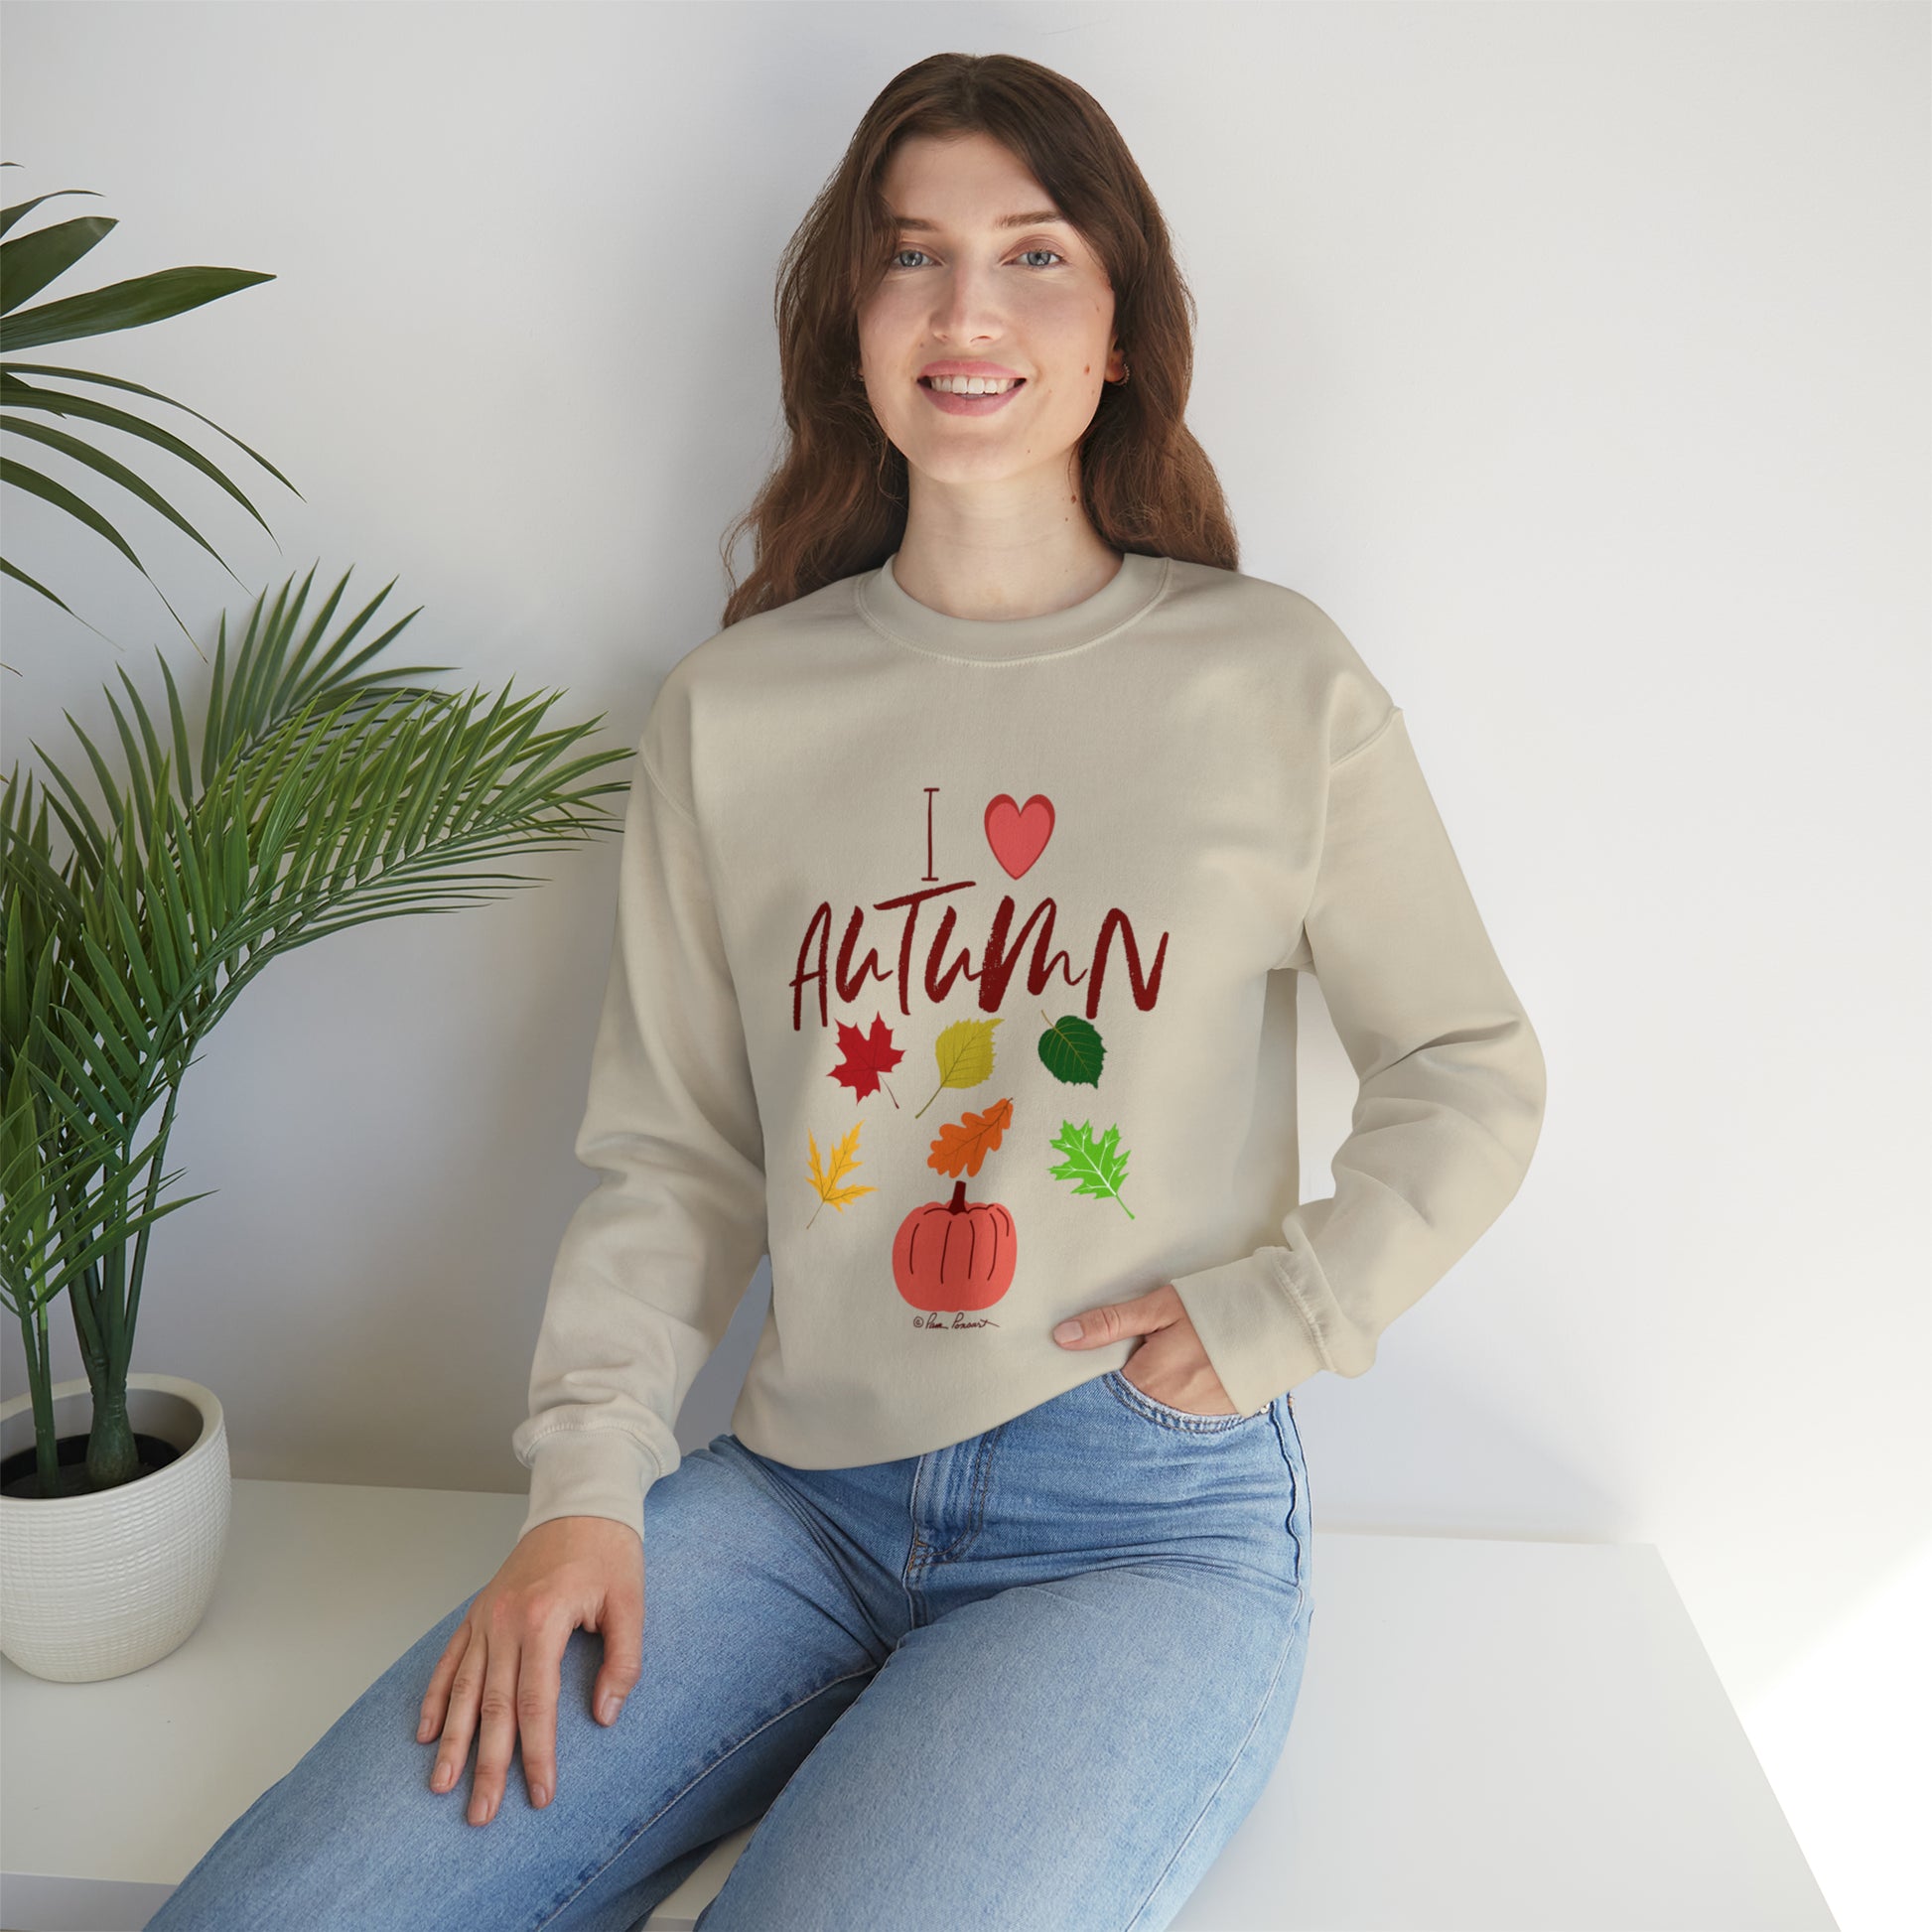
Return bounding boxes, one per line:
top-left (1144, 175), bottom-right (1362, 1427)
top-left (417, 1513), bottom-right (643, 1826)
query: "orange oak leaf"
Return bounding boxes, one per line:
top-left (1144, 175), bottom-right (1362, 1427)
top-left (829, 1013), bottom-right (904, 1107)
top-left (925, 1098), bottom-right (1015, 1179)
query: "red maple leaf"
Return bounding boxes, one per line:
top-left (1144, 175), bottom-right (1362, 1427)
top-left (829, 1013), bottom-right (905, 1106)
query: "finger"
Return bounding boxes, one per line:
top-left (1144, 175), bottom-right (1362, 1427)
top-left (1081, 1288), bottom-right (1175, 1344)
top-left (417, 1621), bottom-right (472, 1745)
top-left (467, 1614), bottom-right (524, 1826)
top-left (517, 1619), bottom-right (563, 1810)
top-left (429, 1623), bottom-right (484, 1798)
top-left (592, 1575), bottom-right (645, 1726)
top-left (1077, 1303), bottom-right (1125, 1343)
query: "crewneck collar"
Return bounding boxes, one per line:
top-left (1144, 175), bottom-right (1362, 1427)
top-left (856, 548), bottom-right (1172, 663)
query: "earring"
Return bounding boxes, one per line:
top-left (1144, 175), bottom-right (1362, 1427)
top-left (1115, 358), bottom-right (1131, 385)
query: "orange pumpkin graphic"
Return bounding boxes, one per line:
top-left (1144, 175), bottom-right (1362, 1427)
top-left (893, 1178), bottom-right (1017, 1311)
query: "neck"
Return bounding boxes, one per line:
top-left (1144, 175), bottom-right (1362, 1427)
top-left (891, 502), bottom-right (1123, 623)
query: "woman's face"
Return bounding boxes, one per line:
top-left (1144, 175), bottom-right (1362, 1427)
top-left (855, 130), bottom-right (1121, 495)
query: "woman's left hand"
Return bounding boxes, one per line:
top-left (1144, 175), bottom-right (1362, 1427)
top-left (1051, 1283), bottom-right (1239, 1416)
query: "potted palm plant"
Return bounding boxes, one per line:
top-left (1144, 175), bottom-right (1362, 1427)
top-left (0, 162), bottom-right (634, 1682)
top-left (0, 567), bottom-right (633, 1680)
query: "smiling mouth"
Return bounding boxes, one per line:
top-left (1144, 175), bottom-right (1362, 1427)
top-left (918, 376), bottom-right (1027, 390)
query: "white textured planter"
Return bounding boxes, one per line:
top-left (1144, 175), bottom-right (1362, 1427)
top-left (0, 1372), bottom-right (230, 1682)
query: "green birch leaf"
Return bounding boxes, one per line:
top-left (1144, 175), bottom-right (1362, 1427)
top-left (1036, 1011), bottom-right (1105, 1086)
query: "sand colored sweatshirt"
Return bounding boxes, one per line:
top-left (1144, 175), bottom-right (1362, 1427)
top-left (510, 549), bottom-right (1547, 1544)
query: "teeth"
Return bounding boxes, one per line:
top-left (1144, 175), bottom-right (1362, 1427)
top-left (925, 374), bottom-right (1020, 395)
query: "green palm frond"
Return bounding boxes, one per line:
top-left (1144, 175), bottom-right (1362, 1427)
top-left (0, 161), bottom-right (300, 659)
top-left (0, 561), bottom-right (636, 1494)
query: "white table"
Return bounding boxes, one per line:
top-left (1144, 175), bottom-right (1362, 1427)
top-left (0, 1478), bottom-right (1837, 1931)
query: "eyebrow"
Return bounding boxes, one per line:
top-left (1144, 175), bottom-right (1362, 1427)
top-left (890, 209), bottom-right (1069, 232)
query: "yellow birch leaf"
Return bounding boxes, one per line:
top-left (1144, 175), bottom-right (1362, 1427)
top-left (915, 1016), bottom-right (1003, 1118)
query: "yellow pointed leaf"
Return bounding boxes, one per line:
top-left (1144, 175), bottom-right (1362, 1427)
top-left (806, 1119), bottom-right (877, 1225)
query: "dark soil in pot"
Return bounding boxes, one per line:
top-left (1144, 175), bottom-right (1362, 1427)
top-left (1, 1430), bottom-right (185, 1499)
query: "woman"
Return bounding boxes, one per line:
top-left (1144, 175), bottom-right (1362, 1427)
top-left (148, 52), bottom-right (1545, 1932)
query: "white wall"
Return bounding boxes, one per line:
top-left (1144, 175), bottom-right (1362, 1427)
top-left (3, 3), bottom-right (1925, 1925)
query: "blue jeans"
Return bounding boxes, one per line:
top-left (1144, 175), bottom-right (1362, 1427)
top-left (145, 1369), bottom-right (1313, 1932)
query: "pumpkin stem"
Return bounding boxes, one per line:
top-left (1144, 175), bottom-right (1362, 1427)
top-left (946, 1178), bottom-right (968, 1213)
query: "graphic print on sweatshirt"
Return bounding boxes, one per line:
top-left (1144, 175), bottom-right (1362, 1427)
top-left (796, 785), bottom-right (1169, 1332)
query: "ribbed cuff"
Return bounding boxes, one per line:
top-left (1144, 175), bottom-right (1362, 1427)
top-left (1168, 1250), bottom-right (1328, 1417)
top-left (516, 1427), bottom-right (658, 1547)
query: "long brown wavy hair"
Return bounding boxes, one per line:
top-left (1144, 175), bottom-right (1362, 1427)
top-left (718, 52), bottom-right (1239, 627)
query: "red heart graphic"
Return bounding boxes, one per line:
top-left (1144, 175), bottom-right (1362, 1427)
top-left (984, 793), bottom-right (1055, 879)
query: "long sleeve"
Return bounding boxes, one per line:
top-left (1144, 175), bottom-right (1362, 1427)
top-left (1168, 705), bottom-right (1547, 1418)
top-left (508, 713), bottom-right (768, 1545)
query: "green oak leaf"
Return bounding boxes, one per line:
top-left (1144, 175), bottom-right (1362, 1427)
top-left (1046, 1118), bottom-right (1135, 1219)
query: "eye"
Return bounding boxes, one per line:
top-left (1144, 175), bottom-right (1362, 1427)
top-left (888, 246), bottom-right (1067, 271)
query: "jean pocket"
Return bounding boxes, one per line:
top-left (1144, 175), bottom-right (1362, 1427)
top-left (1103, 1368), bottom-right (1261, 1435)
